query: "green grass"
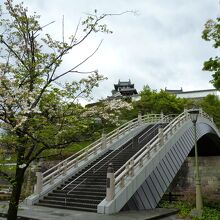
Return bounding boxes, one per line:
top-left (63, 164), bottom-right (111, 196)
top-left (159, 201), bottom-right (191, 218)
top-left (159, 201), bottom-right (220, 220)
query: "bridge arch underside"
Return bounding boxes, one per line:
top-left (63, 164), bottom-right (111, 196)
top-left (122, 122), bottom-right (219, 211)
top-left (189, 133), bottom-right (220, 156)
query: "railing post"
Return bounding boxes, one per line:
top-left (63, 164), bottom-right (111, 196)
top-left (58, 163), bottom-right (62, 174)
top-left (35, 162), bottom-right (43, 194)
top-left (94, 147), bottom-right (97, 155)
top-left (120, 176), bottom-right (125, 188)
top-left (125, 162), bottom-right (130, 173)
top-left (50, 174), bottom-right (54, 185)
top-left (130, 159), bottom-right (134, 177)
top-left (160, 111), bottom-right (164, 123)
top-left (106, 163), bottom-right (115, 201)
top-left (169, 125), bottom-right (173, 137)
top-left (62, 161), bottom-right (67, 176)
top-left (138, 112), bottom-right (142, 125)
top-left (128, 122), bottom-right (133, 131)
top-left (84, 149), bottom-right (89, 160)
top-left (184, 108), bottom-right (188, 120)
top-left (74, 159), bottom-right (78, 168)
top-left (145, 114), bottom-right (149, 123)
top-left (199, 108), bottom-right (203, 116)
top-left (117, 128), bottom-right (120, 138)
top-left (35, 171), bottom-right (43, 194)
top-left (102, 132), bottom-right (107, 149)
top-left (139, 158), bottom-right (143, 167)
top-left (158, 127), bottom-right (164, 147)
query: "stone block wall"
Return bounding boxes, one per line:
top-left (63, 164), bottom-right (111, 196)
top-left (169, 156), bottom-right (220, 202)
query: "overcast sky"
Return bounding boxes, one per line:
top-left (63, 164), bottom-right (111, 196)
top-left (12, 0), bottom-right (220, 103)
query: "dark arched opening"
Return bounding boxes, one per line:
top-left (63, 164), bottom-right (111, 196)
top-left (188, 133), bottom-right (220, 156)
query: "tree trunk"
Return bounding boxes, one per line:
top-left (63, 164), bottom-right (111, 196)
top-left (7, 168), bottom-right (25, 220)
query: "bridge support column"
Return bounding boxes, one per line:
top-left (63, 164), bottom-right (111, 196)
top-left (106, 163), bottom-right (115, 201)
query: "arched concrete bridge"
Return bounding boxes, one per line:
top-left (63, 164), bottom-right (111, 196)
top-left (25, 109), bottom-right (220, 214)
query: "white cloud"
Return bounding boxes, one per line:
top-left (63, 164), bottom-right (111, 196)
top-left (12, 0), bottom-right (220, 101)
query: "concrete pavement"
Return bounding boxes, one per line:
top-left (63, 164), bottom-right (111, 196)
top-left (0, 202), bottom-right (179, 220)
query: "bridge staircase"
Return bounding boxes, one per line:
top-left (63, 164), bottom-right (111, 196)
top-left (25, 110), bottom-right (220, 214)
top-left (37, 123), bottom-right (165, 211)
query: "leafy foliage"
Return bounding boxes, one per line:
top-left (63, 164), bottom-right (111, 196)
top-left (0, 0), bottom-right (113, 219)
top-left (202, 17), bottom-right (220, 90)
top-left (133, 85), bottom-right (189, 115)
top-left (159, 201), bottom-right (220, 220)
top-left (199, 94), bottom-right (220, 128)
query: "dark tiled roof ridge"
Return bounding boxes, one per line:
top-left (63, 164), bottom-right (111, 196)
top-left (174, 88), bottom-right (217, 94)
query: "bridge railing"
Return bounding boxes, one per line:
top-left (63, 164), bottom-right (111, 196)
top-left (114, 109), bottom-right (213, 191)
top-left (41, 113), bottom-right (164, 186)
top-left (114, 113), bottom-right (179, 186)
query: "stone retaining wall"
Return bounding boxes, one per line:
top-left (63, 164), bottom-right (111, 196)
top-left (170, 156), bottom-right (220, 202)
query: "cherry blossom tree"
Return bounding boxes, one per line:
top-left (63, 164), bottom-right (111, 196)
top-left (0, 0), bottom-right (115, 219)
top-left (83, 99), bottom-right (133, 128)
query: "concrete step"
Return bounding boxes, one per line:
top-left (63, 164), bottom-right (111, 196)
top-left (37, 202), bottom-right (97, 212)
top-left (52, 189), bottom-right (105, 196)
top-left (48, 192), bottom-right (104, 200)
top-left (38, 124), bottom-right (158, 212)
top-left (57, 186), bottom-right (106, 192)
top-left (43, 196), bottom-right (101, 204)
top-left (59, 183), bottom-right (106, 189)
top-left (39, 199), bottom-right (98, 209)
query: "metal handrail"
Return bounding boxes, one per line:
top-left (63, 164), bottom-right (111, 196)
top-left (63, 141), bottom-right (136, 205)
top-left (42, 118), bottom-right (138, 185)
top-left (63, 114), bottom-right (168, 203)
top-left (114, 114), bottom-right (177, 180)
top-left (114, 113), bottom-right (185, 186)
top-left (113, 109), bottom-right (214, 190)
top-left (42, 114), bottom-right (164, 186)
top-left (64, 141), bottom-right (133, 199)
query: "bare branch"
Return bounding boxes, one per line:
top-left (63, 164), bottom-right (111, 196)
top-left (40, 21), bottom-right (56, 30)
top-left (1, 38), bottom-right (29, 71)
top-left (33, 21), bottom-right (56, 35)
top-left (70, 18), bottom-right (81, 45)
top-left (85, 10), bottom-right (139, 17)
top-left (52, 40), bottom-right (103, 82)
top-left (62, 15), bottom-right (65, 43)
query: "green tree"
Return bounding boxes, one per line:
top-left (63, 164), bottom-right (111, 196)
top-left (199, 94), bottom-right (220, 129)
top-left (134, 86), bottom-right (189, 115)
top-left (202, 17), bottom-right (220, 90)
top-left (0, 0), bottom-right (113, 219)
